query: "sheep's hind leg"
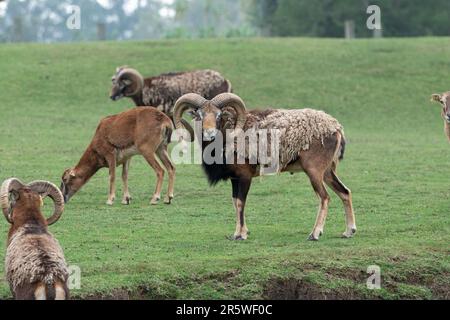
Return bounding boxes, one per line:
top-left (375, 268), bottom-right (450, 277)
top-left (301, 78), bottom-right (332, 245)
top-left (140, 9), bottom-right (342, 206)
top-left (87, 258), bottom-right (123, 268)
top-left (156, 146), bottom-right (175, 204)
top-left (306, 169), bottom-right (330, 241)
top-left (140, 147), bottom-right (165, 205)
top-left (121, 159), bottom-right (132, 205)
top-left (231, 179), bottom-right (240, 239)
top-left (324, 169), bottom-right (356, 238)
top-left (34, 282), bottom-right (47, 300)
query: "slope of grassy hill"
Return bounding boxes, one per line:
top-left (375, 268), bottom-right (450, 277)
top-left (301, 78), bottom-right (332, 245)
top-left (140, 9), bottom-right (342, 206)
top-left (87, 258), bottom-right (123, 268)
top-left (0, 38), bottom-right (449, 299)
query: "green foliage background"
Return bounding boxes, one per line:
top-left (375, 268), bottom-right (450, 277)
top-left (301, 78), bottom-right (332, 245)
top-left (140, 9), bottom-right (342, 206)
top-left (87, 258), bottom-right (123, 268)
top-left (1, 0), bottom-right (450, 42)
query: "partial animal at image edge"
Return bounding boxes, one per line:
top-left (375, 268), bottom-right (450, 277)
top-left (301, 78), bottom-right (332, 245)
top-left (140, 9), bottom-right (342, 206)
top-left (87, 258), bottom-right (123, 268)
top-left (1, 178), bottom-right (69, 300)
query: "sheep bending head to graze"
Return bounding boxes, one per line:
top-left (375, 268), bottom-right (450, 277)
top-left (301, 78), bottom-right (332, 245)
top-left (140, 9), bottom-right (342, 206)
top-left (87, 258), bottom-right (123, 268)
top-left (431, 92), bottom-right (450, 142)
top-left (60, 107), bottom-right (175, 206)
top-left (1, 178), bottom-right (69, 300)
top-left (173, 93), bottom-right (356, 241)
top-left (109, 66), bottom-right (233, 143)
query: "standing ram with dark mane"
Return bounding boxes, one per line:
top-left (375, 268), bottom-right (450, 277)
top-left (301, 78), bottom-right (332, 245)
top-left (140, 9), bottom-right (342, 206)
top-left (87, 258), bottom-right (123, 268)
top-left (173, 93), bottom-right (356, 241)
top-left (110, 66), bottom-right (233, 141)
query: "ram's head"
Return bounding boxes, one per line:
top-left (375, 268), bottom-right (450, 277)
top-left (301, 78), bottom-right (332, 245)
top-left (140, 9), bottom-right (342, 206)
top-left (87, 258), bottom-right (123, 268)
top-left (0, 178), bottom-right (64, 226)
top-left (110, 66), bottom-right (144, 101)
top-left (173, 93), bottom-right (248, 142)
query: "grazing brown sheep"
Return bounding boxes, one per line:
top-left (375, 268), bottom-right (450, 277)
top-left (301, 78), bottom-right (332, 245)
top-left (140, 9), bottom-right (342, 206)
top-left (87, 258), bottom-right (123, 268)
top-left (173, 93), bottom-right (356, 241)
top-left (1, 178), bottom-right (69, 300)
top-left (60, 107), bottom-right (175, 206)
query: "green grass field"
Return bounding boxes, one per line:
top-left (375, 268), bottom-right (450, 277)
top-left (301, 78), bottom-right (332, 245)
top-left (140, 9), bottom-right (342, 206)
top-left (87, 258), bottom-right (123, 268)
top-left (0, 38), bottom-right (449, 300)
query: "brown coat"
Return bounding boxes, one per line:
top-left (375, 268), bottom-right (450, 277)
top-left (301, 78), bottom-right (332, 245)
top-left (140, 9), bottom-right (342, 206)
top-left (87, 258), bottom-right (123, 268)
top-left (4, 187), bottom-right (68, 300)
top-left (61, 108), bottom-right (175, 206)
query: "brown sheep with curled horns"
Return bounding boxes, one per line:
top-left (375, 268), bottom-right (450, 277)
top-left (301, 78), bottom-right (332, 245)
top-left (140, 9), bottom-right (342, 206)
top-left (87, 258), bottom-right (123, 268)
top-left (110, 67), bottom-right (233, 142)
top-left (173, 93), bottom-right (356, 241)
top-left (1, 178), bottom-right (69, 300)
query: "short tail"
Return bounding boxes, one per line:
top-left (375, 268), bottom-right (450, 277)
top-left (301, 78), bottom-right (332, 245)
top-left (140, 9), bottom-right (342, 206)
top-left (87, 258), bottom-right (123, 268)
top-left (338, 135), bottom-right (346, 161)
top-left (163, 124), bottom-right (173, 145)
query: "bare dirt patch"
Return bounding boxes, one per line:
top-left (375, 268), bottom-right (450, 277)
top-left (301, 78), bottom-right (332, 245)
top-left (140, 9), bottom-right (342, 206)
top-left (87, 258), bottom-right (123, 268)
top-left (262, 278), bottom-right (367, 300)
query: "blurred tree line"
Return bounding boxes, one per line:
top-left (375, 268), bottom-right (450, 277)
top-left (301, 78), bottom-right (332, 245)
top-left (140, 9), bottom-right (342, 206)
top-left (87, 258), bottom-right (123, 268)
top-left (169, 0), bottom-right (253, 38)
top-left (0, 0), bottom-right (449, 43)
top-left (0, 0), bottom-right (254, 42)
top-left (249, 0), bottom-right (450, 37)
top-left (0, 0), bottom-right (165, 42)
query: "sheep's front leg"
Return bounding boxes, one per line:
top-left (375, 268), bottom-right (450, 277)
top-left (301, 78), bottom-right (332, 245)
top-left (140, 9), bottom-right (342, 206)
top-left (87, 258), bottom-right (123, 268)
top-left (121, 159), bottom-right (132, 205)
top-left (107, 155), bottom-right (117, 205)
top-left (231, 178), bottom-right (251, 240)
top-left (307, 172), bottom-right (330, 241)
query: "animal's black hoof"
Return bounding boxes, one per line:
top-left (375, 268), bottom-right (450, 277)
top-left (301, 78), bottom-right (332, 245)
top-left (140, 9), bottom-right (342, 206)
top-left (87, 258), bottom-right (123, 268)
top-left (122, 197), bottom-right (132, 205)
top-left (227, 235), bottom-right (246, 241)
top-left (307, 234), bottom-right (319, 241)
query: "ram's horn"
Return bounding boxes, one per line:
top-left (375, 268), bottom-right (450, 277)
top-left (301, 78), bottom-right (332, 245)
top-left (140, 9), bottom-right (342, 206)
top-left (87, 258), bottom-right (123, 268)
top-left (211, 93), bottom-right (247, 131)
top-left (116, 67), bottom-right (144, 96)
top-left (28, 181), bottom-right (65, 226)
top-left (173, 93), bottom-right (208, 142)
top-left (0, 178), bottom-right (25, 224)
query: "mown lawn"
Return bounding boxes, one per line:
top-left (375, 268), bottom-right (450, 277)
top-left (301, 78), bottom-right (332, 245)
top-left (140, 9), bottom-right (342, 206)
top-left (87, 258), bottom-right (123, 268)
top-left (0, 37), bottom-right (449, 299)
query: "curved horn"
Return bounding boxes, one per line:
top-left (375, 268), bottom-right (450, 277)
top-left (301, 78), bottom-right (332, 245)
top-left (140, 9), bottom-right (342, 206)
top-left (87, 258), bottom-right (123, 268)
top-left (173, 93), bottom-right (207, 142)
top-left (116, 67), bottom-right (144, 97)
top-left (0, 178), bottom-right (25, 224)
top-left (179, 119), bottom-right (196, 143)
top-left (211, 93), bottom-right (247, 131)
top-left (27, 181), bottom-right (65, 226)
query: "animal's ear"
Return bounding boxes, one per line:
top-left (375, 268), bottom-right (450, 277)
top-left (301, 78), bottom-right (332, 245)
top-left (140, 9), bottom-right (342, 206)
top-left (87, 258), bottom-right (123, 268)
top-left (221, 110), bottom-right (236, 129)
top-left (9, 190), bottom-right (19, 207)
top-left (39, 196), bottom-right (44, 207)
top-left (222, 110), bottom-right (234, 118)
top-left (431, 94), bottom-right (442, 103)
top-left (69, 169), bottom-right (76, 178)
top-left (122, 79), bottom-right (133, 86)
top-left (187, 110), bottom-right (200, 120)
top-left (222, 109), bottom-right (237, 123)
